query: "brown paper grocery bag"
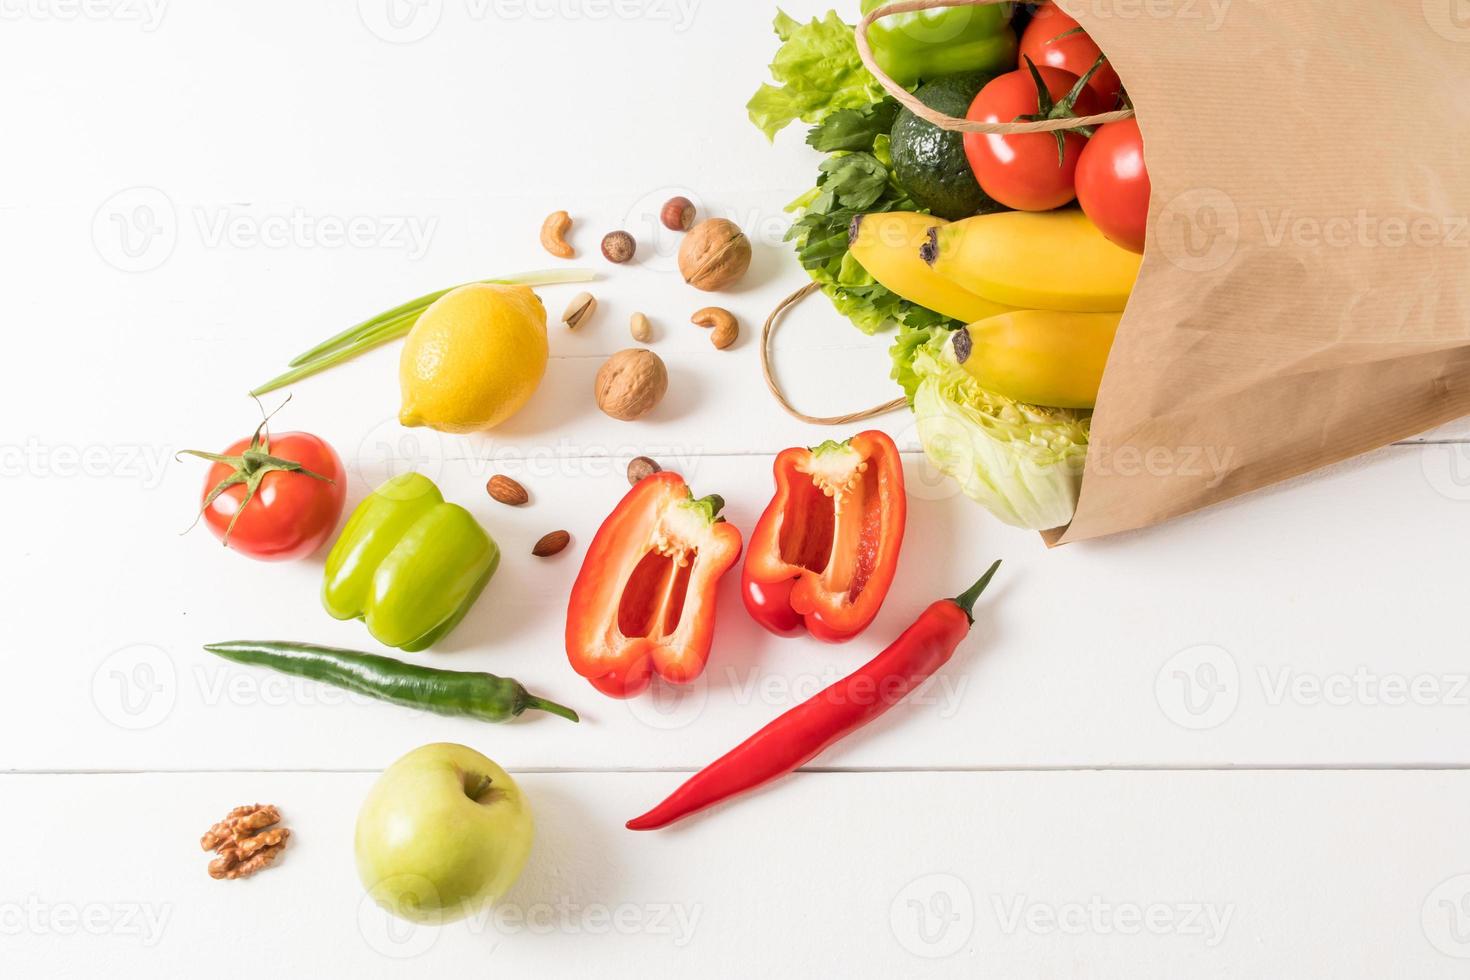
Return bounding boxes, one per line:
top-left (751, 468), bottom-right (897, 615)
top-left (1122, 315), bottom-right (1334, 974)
top-left (855, 0), bottom-right (1470, 543)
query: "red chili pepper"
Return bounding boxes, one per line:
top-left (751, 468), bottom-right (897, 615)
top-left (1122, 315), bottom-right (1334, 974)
top-left (565, 472), bottom-right (743, 699)
top-left (741, 431), bottom-right (907, 642)
top-left (626, 561), bottom-right (1001, 830)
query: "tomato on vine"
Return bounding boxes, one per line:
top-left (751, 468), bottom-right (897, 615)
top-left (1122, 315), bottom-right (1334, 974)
top-left (182, 402), bottom-right (347, 561)
top-left (1019, 3), bottom-right (1124, 109)
top-left (963, 57), bottom-right (1105, 212)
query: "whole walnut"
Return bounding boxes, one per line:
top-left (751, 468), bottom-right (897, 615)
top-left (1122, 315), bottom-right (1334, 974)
top-left (595, 349), bottom-right (668, 421)
top-left (678, 218), bottom-right (752, 291)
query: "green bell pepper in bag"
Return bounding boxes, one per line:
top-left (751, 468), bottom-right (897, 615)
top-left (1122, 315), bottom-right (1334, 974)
top-left (860, 0), bottom-right (1017, 87)
top-left (322, 473), bottom-right (499, 652)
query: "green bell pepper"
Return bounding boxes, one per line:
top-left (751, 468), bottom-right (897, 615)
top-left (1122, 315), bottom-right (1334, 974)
top-left (860, 0), bottom-right (1017, 87)
top-left (322, 473), bottom-right (499, 652)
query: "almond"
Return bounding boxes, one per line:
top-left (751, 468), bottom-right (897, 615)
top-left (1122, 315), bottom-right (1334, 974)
top-left (486, 475), bottom-right (529, 506)
top-left (532, 530), bottom-right (571, 557)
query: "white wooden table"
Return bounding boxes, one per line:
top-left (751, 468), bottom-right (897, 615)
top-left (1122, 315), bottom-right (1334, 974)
top-left (6, 2), bottom-right (1470, 975)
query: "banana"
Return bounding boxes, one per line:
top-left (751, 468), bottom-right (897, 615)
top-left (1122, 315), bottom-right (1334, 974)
top-left (921, 210), bottom-right (1141, 312)
top-left (955, 309), bottom-right (1121, 409)
top-left (849, 211), bottom-right (1017, 324)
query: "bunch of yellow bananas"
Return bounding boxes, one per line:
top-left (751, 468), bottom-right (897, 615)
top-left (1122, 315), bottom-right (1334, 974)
top-left (850, 210), bottom-right (1141, 409)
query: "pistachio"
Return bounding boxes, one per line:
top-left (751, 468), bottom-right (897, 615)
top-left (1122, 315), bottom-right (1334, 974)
top-left (562, 291), bottom-right (597, 330)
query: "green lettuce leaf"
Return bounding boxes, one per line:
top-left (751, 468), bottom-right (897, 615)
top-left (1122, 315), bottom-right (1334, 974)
top-left (747, 10), bottom-right (887, 141)
top-left (893, 324), bottom-right (1091, 530)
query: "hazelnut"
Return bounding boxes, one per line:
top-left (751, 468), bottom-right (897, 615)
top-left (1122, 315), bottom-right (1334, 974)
top-left (679, 218), bottom-right (752, 292)
top-left (595, 349), bottom-right (668, 421)
top-left (627, 456), bottom-right (661, 485)
top-left (601, 230), bottom-right (637, 264)
top-left (660, 196), bottom-right (697, 232)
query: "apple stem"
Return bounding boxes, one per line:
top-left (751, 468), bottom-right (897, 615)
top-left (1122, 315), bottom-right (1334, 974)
top-left (465, 773), bottom-right (493, 801)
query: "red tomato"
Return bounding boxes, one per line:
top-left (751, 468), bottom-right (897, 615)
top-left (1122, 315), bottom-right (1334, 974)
top-left (1019, 3), bottom-right (1123, 109)
top-left (1075, 117), bottom-right (1150, 254)
top-left (197, 430), bottom-right (347, 561)
top-left (964, 65), bottom-right (1104, 212)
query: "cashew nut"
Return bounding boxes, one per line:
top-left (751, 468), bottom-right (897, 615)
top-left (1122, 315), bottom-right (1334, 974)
top-left (691, 306), bottom-right (739, 350)
top-left (540, 210), bottom-right (575, 259)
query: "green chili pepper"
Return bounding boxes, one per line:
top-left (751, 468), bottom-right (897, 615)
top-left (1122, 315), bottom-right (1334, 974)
top-left (203, 641), bottom-right (579, 723)
top-left (861, 0), bottom-right (1017, 87)
top-left (323, 472), bottom-right (499, 652)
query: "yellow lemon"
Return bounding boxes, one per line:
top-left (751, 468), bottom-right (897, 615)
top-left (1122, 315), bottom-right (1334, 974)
top-left (399, 284), bottom-right (549, 433)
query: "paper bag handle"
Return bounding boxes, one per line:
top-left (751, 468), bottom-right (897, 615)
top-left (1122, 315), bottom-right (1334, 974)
top-left (855, 0), bottom-right (1135, 133)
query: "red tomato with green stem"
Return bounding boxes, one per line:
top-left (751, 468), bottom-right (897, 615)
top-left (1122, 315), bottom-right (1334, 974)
top-left (1019, 2), bottom-right (1123, 109)
top-left (963, 59), bottom-right (1105, 212)
top-left (183, 412), bottom-right (346, 562)
top-left (1075, 117), bottom-right (1151, 254)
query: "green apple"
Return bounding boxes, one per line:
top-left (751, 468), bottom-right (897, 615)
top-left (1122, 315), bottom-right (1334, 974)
top-left (356, 743), bottom-right (533, 924)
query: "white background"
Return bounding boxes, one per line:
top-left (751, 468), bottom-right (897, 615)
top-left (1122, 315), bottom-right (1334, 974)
top-left (5, 0), bottom-right (1470, 976)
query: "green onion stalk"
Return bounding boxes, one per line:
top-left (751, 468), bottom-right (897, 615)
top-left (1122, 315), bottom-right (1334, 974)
top-left (251, 268), bottom-right (596, 396)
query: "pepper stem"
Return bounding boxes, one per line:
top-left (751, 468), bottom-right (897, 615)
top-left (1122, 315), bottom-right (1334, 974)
top-left (523, 696), bottom-right (580, 723)
top-left (953, 560), bottom-right (1003, 624)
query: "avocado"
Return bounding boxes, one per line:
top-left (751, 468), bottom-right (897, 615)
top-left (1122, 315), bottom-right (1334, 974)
top-left (890, 73), bottom-right (1003, 221)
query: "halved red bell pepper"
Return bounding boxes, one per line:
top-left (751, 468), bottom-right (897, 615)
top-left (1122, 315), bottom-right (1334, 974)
top-left (566, 472), bottom-right (743, 699)
top-left (742, 430), bottom-right (907, 642)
